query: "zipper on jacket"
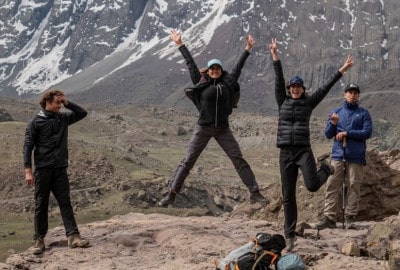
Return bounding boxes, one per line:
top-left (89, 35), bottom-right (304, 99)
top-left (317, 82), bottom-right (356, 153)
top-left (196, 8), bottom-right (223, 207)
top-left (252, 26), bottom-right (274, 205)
top-left (291, 105), bottom-right (295, 144)
top-left (214, 80), bottom-right (220, 127)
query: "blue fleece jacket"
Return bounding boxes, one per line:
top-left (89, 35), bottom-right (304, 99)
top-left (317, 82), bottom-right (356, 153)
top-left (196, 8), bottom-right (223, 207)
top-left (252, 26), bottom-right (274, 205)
top-left (325, 101), bottom-right (372, 165)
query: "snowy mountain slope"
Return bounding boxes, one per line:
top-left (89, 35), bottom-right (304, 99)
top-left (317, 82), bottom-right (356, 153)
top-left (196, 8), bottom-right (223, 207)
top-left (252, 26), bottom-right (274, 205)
top-left (0, 0), bottom-right (146, 95)
top-left (0, 0), bottom-right (399, 114)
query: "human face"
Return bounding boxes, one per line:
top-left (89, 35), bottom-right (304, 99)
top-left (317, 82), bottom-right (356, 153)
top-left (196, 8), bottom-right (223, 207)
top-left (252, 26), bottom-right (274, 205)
top-left (344, 90), bottom-right (360, 104)
top-left (289, 84), bottom-right (304, 99)
top-left (207, 65), bottom-right (222, 79)
top-left (45, 96), bottom-right (63, 113)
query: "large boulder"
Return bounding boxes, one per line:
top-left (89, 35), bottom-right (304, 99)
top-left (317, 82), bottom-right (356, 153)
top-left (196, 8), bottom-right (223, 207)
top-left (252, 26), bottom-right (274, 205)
top-left (366, 213), bottom-right (400, 269)
top-left (357, 150), bottom-right (400, 221)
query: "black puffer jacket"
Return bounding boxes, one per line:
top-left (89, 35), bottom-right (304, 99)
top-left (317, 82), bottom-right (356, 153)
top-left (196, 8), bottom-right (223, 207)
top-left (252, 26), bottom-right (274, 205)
top-left (179, 45), bottom-right (249, 127)
top-left (23, 102), bottom-right (87, 169)
top-left (273, 60), bottom-right (342, 148)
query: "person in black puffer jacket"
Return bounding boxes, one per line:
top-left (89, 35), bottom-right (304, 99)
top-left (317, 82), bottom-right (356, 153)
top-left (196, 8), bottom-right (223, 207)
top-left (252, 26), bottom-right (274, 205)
top-left (158, 30), bottom-right (269, 207)
top-left (268, 38), bottom-right (353, 252)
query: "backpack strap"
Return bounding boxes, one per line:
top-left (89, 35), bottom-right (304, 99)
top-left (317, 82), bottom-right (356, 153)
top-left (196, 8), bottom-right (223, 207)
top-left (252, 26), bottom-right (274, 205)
top-left (222, 73), bottom-right (240, 109)
top-left (265, 250), bottom-right (280, 265)
top-left (184, 74), bottom-right (210, 111)
top-left (212, 258), bottom-right (230, 270)
top-left (251, 250), bottom-right (279, 270)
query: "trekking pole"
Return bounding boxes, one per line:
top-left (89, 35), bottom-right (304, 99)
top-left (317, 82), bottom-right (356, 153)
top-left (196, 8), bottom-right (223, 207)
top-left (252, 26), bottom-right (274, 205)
top-left (342, 136), bottom-right (347, 230)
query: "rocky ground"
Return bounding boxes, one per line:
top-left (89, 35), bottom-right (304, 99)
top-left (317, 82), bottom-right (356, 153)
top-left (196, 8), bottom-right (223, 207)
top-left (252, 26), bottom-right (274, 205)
top-left (2, 211), bottom-right (400, 270)
top-left (1, 97), bottom-right (400, 269)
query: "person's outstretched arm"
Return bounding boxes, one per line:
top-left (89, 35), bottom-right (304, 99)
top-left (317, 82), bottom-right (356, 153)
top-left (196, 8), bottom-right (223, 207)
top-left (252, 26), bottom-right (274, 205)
top-left (309, 54), bottom-right (354, 108)
top-left (170, 29), bottom-right (201, 84)
top-left (230, 35), bottom-right (255, 80)
top-left (269, 38), bottom-right (286, 106)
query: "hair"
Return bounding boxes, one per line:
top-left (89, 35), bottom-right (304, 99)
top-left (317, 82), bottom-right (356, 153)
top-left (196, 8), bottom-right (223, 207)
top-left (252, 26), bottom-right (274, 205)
top-left (199, 67), bottom-right (208, 74)
top-left (39, 89), bottom-right (64, 109)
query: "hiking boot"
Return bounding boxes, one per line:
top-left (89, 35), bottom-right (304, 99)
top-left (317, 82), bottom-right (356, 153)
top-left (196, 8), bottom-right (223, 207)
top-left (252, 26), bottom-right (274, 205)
top-left (30, 238), bottom-right (45, 255)
top-left (345, 215), bottom-right (357, 230)
top-left (250, 191), bottom-right (269, 204)
top-left (68, 234), bottom-right (90, 249)
top-left (285, 236), bottom-right (296, 252)
top-left (158, 191), bottom-right (176, 207)
top-left (315, 216), bottom-right (337, 230)
top-left (317, 153), bottom-right (335, 175)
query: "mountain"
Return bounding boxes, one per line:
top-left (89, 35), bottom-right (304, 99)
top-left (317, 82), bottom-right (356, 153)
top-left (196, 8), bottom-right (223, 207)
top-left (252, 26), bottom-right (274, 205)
top-left (1, 0), bottom-right (400, 116)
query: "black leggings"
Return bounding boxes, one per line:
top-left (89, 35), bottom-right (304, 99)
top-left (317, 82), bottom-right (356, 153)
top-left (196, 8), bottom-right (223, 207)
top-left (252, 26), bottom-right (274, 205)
top-left (279, 147), bottom-right (330, 238)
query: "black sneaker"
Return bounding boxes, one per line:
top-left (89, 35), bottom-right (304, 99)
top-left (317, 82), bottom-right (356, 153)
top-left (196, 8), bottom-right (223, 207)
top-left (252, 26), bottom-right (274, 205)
top-left (317, 153), bottom-right (335, 175)
top-left (285, 236), bottom-right (296, 252)
top-left (315, 216), bottom-right (337, 230)
top-left (250, 191), bottom-right (269, 204)
top-left (158, 192), bottom-right (176, 207)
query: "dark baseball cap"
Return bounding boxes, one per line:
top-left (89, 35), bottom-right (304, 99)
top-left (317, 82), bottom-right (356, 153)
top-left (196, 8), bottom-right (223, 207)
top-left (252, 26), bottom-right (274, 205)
top-left (286, 76), bottom-right (306, 89)
top-left (344, 83), bottom-right (360, 93)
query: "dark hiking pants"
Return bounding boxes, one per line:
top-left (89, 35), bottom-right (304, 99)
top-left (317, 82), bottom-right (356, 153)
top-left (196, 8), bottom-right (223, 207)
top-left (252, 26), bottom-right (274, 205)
top-left (168, 124), bottom-right (260, 193)
top-left (33, 167), bottom-right (79, 240)
top-left (279, 146), bottom-right (330, 238)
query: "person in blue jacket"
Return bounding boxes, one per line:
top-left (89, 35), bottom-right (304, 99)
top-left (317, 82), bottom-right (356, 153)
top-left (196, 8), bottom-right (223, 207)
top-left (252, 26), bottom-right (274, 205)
top-left (268, 38), bottom-right (353, 252)
top-left (316, 83), bottom-right (372, 230)
top-left (158, 30), bottom-right (268, 207)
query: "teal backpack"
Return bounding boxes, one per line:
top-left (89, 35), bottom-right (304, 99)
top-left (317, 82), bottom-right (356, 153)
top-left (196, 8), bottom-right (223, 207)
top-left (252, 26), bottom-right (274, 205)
top-left (276, 253), bottom-right (305, 270)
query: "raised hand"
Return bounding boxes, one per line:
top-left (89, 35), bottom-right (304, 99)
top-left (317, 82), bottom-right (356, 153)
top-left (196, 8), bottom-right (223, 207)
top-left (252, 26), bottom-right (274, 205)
top-left (269, 38), bottom-right (279, 61)
top-left (245, 34), bottom-right (255, 51)
top-left (269, 38), bottom-right (277, 54)
top-left (56, 93), bottom-right (68, 106)
top-left (169, 29), bottom-right (183, 46)
top-left (339, 55), bottom-right (353, 74)
top-left (329, 113), bottom-right (339, 125)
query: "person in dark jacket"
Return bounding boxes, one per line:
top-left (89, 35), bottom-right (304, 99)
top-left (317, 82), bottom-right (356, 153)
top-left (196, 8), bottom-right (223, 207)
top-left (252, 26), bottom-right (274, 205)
top-left (268, 38), bottom-right (353, 251)
top-left (158, 29), bottom-right (268, 207)
top-left (24, 89), bottom-right (90, 254)
top-left (316, 83), bottom-right (372, 230)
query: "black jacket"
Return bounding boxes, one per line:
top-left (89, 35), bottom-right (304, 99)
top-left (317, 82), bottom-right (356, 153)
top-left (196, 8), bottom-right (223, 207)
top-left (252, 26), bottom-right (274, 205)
top-left (179, 45), bottom-right (249, 127)
top-left (273, 60), bottom-right (342, 148)
top-left (23, 102), bottom-right (87, 169)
